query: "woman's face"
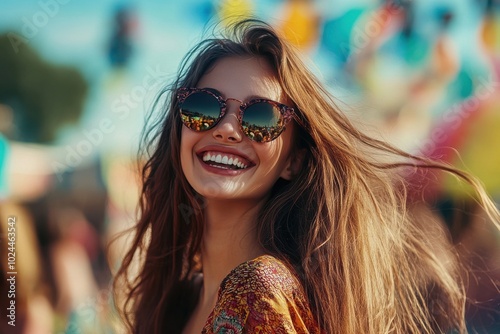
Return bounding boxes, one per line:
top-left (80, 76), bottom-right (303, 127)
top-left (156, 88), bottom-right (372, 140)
top-left (180, 56), bottom-right (297, 201)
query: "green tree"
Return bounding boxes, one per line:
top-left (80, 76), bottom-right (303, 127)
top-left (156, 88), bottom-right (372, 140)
top-left (0, 33), bottom-right (88, 143)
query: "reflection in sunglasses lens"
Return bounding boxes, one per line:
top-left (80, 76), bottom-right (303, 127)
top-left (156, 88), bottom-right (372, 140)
top-left (180, 92), bottom-right (220, 131)
top-left (242, 102), bottom-right (282, 142)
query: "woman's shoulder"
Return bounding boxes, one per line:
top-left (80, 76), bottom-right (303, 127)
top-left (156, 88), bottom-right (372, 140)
top-left (219, 254), bottom-right (302, 295)
top-left (203, 255), bottom-right (321, 333)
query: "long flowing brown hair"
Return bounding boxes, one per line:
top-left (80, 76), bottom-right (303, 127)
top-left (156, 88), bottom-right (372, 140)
top-left (113, 19), bottom-right (500, 333)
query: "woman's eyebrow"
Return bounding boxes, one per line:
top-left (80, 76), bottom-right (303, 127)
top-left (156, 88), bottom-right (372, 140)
top-left (198, 87), bottom-right (268, 101)
top-left (245, 94), bottom-right (268, 100)
top-left (227, 94), bottom-right (274, 102)
top-left (246, 93), bottom-right (287, 102)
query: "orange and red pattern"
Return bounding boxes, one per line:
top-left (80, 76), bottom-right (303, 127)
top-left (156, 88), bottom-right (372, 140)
top-left (202, 255), bottom-right (322, 334)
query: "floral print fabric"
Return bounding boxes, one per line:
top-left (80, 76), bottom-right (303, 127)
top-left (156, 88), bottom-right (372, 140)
top-left (202, 255), bottom-right (321, 334)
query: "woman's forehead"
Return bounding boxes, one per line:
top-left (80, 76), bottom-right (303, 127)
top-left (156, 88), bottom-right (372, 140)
top-left (196, 56), bottom-right (286, 103)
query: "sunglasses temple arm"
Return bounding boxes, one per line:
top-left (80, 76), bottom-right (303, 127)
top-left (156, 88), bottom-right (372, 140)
top-left (291, 112), bottom-right (306, 129)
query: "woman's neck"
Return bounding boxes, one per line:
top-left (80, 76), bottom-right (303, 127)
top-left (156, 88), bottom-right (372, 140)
top-left (199, 198), bottom-right (266, 307)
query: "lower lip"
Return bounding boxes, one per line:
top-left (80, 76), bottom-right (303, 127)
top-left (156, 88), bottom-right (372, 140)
top-left (197, 156), bottom-right (251, 176)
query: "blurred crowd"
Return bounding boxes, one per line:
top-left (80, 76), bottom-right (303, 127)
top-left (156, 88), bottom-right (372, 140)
top-left (0, 0), bottom-right (499, 333)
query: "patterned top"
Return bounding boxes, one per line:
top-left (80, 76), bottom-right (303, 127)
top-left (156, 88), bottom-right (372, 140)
top-left (202, 255), bottom-right (322, 334)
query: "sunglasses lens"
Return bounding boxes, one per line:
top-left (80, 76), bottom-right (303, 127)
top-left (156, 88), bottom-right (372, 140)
top-left (242, 102), bottom-right (283, 142)
top-left (179, 92), bottom-right (220, 131)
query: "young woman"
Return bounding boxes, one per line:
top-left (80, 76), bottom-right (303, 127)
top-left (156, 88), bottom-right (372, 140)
top-left (114, 19), bottom-right (500, 333)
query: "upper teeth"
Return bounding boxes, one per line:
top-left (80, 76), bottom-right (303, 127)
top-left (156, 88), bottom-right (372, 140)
top-left (202, 152), bottom-right (248, 169)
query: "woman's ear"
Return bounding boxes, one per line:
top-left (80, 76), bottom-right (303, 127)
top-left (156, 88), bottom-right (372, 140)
top-left (280, 148), bottom-right (306, 181)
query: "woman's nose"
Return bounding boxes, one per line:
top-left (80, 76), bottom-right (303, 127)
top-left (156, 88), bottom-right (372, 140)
top-left (212, 103), bottom-right (243, 143)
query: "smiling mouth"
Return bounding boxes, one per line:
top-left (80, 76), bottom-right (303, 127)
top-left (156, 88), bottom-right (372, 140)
top-left (200, 151), bottom-right (251, 170)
